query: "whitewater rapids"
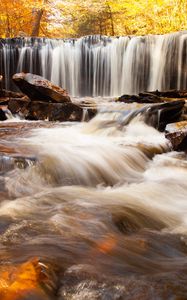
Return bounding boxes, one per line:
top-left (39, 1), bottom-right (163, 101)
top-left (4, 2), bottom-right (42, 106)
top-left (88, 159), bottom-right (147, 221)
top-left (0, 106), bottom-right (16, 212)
top-left (0, 102), bottom-right (187, 299)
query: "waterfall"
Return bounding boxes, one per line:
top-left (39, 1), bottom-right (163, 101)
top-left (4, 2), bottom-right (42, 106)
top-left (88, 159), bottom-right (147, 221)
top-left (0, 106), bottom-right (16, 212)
top-left (0, 31), bottom-right (187, 96)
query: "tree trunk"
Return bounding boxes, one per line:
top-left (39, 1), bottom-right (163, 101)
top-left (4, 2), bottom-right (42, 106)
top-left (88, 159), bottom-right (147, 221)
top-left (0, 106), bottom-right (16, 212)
top-left (31, 8), bottom-right (44, 36)
top-left (106, 4), bottom-right (115, 36)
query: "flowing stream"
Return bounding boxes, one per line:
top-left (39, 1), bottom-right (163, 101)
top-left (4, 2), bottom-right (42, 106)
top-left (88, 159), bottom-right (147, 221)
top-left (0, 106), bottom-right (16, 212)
top-left (0, 101), bottom-right (187, 299)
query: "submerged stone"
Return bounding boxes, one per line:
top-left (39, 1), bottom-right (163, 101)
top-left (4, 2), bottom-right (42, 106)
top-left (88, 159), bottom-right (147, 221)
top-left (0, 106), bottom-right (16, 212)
top-left (0, 258), bottom-right (55, 300)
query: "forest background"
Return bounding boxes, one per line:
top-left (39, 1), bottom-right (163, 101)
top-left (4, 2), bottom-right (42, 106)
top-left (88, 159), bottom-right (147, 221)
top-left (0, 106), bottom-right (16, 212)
top-left (0, 0), bottom-right (187, 38)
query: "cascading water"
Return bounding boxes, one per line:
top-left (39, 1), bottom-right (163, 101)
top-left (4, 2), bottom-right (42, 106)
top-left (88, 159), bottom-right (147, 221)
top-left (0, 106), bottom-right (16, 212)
top-left (0, 29), bottom-right (187, 299)
top-left (0, 100), bottom-right (187, 299)
top-left (0, 31), bottom-right (187, 96)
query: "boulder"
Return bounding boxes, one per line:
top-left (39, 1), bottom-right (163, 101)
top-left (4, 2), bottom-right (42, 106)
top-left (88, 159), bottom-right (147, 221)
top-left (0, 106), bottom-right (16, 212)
top-left (165, 121), bottom-right (187, 151)
top-left (12, 73), bottom-right (71, 103)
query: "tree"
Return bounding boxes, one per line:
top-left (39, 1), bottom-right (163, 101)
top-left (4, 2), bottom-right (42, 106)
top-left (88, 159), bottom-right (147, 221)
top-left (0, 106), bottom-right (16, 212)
top-left (0, 0), bottom-right (187, 38)
top-left (0, 0), bottom-right (51, 37)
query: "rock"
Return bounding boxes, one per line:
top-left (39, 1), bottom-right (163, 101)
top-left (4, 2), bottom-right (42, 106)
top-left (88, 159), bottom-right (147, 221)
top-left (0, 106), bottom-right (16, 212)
top-left (7, 98), bottom-right (96, 122)
top-left (0, 108), bottom-right (7, 121)
top-left (86, 108), bottom-right (97, 120)
top-left (165, 121), bottom-right (187, 151)
top-left (146, 100), bottom-right (185, 131)
top-left (0, 88), bottom-right (25, 99)
top-left (0, 259), bottom-right (56, 300)
top-left (73, 98), bottom-right (97, 120)
top-left (25, 101), bottom-right (83, 122)
top-left (0, 89), bottom-right (28, 106)
top-left (0, 97), bottom-right (9, 105)
top-left (8, 98), bottom-right (30, 115)
top-left (117, 93), bottom-right (161, 104)
top-left (120, 100), bottom-right (185, 131)
top-left (13, 73), bottom-right (71, 103)
top-left (0, 154), bottom-right (36, 173)
top-left (145, 89), bottom-right (187, 98)
top-left (117, 89), bottom-right (187, 104)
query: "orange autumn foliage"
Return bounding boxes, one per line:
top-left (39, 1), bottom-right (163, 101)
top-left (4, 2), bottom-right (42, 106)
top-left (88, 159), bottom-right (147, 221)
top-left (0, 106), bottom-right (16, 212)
top-left (0, 0), bottom-right (187, 38)
top-left (0, 0), bottom-right (50, 37)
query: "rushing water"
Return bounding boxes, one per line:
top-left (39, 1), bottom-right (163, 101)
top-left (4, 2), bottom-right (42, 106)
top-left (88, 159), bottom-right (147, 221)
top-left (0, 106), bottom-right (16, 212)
top-left (0, 101), bottom-right (187, 299)
top-left (0, 31), bottom-right (187, 96)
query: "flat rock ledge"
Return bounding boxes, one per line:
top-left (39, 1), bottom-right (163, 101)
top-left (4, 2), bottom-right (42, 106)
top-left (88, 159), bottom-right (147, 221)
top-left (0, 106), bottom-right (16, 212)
top-left (0, 73), bottom-right (97, 122)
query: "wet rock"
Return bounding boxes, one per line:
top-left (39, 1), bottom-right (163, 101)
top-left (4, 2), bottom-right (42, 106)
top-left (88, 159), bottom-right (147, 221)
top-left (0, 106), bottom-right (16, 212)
top-left (149, 100), bottom-right (185, 131)
top-left (117, 93), bottom-right (161, 104)
top-left (0, 258), bottom-right (56, 300)
top-left (25, 101), bottom-right (83, 122)
top-left (0, 108), bottom-right (7, 121)
top-left (81, 107), bottom-right (97, 121)
top-left (73, 98), bottom-right (97, 120)
top-left (165, 121), bottom-right (187, 151)
top-left (117, 89), bottom-right (187, 104)
top-left (145, 89), bottom-right (187, 98)
top-left (0, 97), bottom-right (9, 105)
top-left (87, 108), bottom-right (97, 120)
top-left (120, 100), bottom-right (185, 131)
top-left (13, 73), bottom-right (71, 103)
top-left (8, 98), bottom-right (30, 115)
top-left (58, 264), bottom-right (127, 300)
top-left (0, 154), bottom-right (36, 173)
top-left (0, 88), bottom-right (27, 106)
top-left (0, 88), bottom-right (25, 99)
top-left (7, 98), bottom-right (96, 122)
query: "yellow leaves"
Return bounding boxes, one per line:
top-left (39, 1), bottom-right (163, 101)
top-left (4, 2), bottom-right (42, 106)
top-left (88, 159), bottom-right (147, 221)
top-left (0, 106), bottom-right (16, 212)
top-left (0, 0), bottom-right (50, 37)
top-left (0, 258), bottom-right (50, 300)
top-left (0, 0), bottom-right (187, 37)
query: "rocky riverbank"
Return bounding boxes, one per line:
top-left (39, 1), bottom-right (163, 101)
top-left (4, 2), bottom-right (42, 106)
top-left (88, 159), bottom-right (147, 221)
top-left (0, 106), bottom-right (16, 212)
top-left (0, 73), bottom-right (97, 122)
